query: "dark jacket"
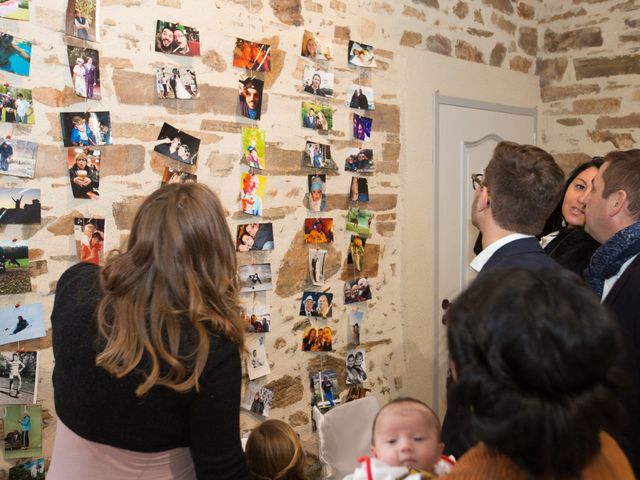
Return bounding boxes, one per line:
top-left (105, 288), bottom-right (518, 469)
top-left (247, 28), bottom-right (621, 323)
top-left (544, 227), bottom-right (600, 276)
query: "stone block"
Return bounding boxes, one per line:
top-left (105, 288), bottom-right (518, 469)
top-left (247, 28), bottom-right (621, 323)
top-left (540, 7), bottom-right (586, 23)
top-left (29, 260), bottom-right (48, 277)
top-left (28, 249), bottom-right (44, 261)
top-left (491, 12), bottom-right (516, 34)
top-left (518, 27), bottom-right (537, 56)
top-left (490, 43), bottom-right (507, 66)
top-left (330, 0), bottom-right (346, 12)
top-left (157, 0), bottom-right (181, 6)
top-left (426, 34), bottom-right (452, 56)
top-left (556, 118), bottom-right (584, 126)
top-left (553, 152), bottom-right (591, 173)
top-left (32, 86), bottom-right (82, 108)
top-left (289, 411), bottom-right (309, 427)
top-left (265, 375), bottom-right (304, 409)
top-left (544, 27), bottom-right (603, 53)
top-left (483, 0), bottom-right (513, 14)
top-left (575, 54), bottom-right (640, 80)
top-left (376, 221), bottom-right (396, 237)
top-left (541, 84), bottom-right (600, 102)
top-left (596, 113), bottom-right (640, 130)
top-left (453, 1), bottom-right (469, 18)
top-left (304, 0), bottom-right (323, 13)
top-left (270, 0), bottom-right (302, 24)
top-left (588, 130), bottom-right (636, 149)
top-left (620, 33), bottom-right (640, 43)
top-left (536, 57), bottom-right (568, 86)
top-left (474, 9), bottom-right (484, 23)
top-left (572, 98), bottom-right (621, 115)
top-left (47, 210), bottom-right (83, 236)
top-left (467, 28), bottom-right (493, 38)
top-left (101, 145), bottom-right (146, 176)
top-left (372, 104), bottom-right (400, 135)
top-left (334, 26), bottom-right (350, 42)
top-left (35, 146), bottom-right (68, 179)
top-left (400, 31), bottom-right (423, 47)
top-left (112, 195), bottom-right (147, 230)
top-left (517, 2), bottom-right (534, 19)
top-left (200, 50), bottom-right (227, 72)
top-left (402, 6), bottom-right (426, 21)
top-left (413, 0), bottom-right (439, 7)
top-left (455, 40), bottom-right (484, 63)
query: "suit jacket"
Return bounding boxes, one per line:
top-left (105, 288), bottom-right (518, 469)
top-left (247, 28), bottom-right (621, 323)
top-left (544, 227), bottom-right (600, 276)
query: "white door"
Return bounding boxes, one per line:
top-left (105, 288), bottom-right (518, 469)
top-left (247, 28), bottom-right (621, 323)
top-left (433, 95), bottom-right (537, 414)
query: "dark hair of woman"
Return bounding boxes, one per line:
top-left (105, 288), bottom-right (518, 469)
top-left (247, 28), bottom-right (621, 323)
top-left (445, 268), bottom-right (622, 477)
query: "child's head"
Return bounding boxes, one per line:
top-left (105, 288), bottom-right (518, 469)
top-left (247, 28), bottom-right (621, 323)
top-left (246, 419), bottom-right (308, 480)
top-left (370, 397), bottom-right (444, 473)
top-left (241, 233), bottom-right (254, 249)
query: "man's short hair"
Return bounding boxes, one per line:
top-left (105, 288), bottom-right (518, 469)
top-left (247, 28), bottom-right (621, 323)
top-left (485, 141), bottom-right (564, 235)
top-left (601, 149), bottom-right (640, 220)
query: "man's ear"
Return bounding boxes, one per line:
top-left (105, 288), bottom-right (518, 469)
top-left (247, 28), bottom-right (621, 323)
top-left (609, 190), bottom-right (628, 217)
top-left (479, 186), bottom-right (490, 211)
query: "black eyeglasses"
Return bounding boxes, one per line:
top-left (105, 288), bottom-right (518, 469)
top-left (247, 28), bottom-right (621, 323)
top-left (471, 173), bottom-right (484, 191)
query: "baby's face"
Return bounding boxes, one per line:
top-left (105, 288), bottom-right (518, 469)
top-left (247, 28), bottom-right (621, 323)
top-left (371, 406), bottom-right (443, 472)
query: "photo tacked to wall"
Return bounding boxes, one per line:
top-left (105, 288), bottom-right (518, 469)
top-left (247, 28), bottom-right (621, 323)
top-left (67, 46), bottom-right (101, 100)
top-left (236, 222), bottom-right (274, 252)
top-left (60, 111), bottom-right (112, 147)
top-left (65, 0), bottom-right (100, 42)
top-left (348, 40), bottom-right (376, 68)
top-left (304, 218), bottom-right (334, 244)
top-left (155, 66), bottom-right (199, 100)
top-left (153, 122), bottom-right (200, 165)
top-left (3, 404), bottom-right (42, 459)
top-left (155, 20), bottom-right (200, 56)
top-left (0, 188), bottom-right (40, 224)
top-left (0, 85), bottom-right (34, 124)
top-left (67, 147), bottom-right (101, 199)
top-left (0, 31), bottom-right (31, 76)
top-left (0, 351), bottom-right (39, 404)
top-left (0, 0), bottom-right (29, 21)
top-left (0, 303), bottom-right (45, 346)
top-left (0, 136), bottom-right (37, 178)
top-left (233, 38), bottom-right (271, 71)
top-left (73, 217), bottom-right (105, 265)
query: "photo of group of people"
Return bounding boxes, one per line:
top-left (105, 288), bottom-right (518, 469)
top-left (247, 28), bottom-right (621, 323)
top-left (3, 404), bottom-right (42, 459)
top-left (67, 148), bottom-right (100, 199)
top-left (73, 217), bottom-right (105, 265)
top-left (348, 40), bottom-right (376, 68)
top-left (0, 304), bottom-right (45, 346)
top-left (344, 277), bottom-right (372, 305)
top-left (346, 349), bottom-right (367, 384)
top-left (242, 379), bottom-right (273, 417)
top-left (0, 350), bottom-right (38, 404)
top-left (300, 30), bottom-right (333, 61)
top-left (155, 66), bottom-right (199, 100)
top-left (238, 75), bottom-right (264, 120)
top-left (240, 300), bottom-right (271, 334)
top-left (153, 122), bottom-right (200, 165)
top-left (161, 167), bottom-right (196, 185)
top-left (301, 101), bottom-right (332, 131)
top-left (155, 20), bottom-right (200, 56)
top-left (345, 148), bottom-right (374, 173)
top-left (67, 46), bottom-right (100, 100)
top-left (299, 291), bottom-right (333, 318)
top-left (60, 111), bottom-right (112, 147)
top-left (346, 85), bottom-right (374, 110)
top-left (304, 218), bottom-right (334, 244)
top-left (240, 171), bottom-right (266, 216)
top-left (0, 31), bottom-right (31, 76)
top-left (241, 127), bottom-right (265, 169)
top-left (65, 0), bottom-right (99, 42)
top-left (303, 141), bottom-right (337, 170)
top-left (0, 85), bottom-right (33, 124)
top-left (302, 67), bottom-right (334, 98)
top-left (0, 0), bottom-right (29, 21)
top-left (236, 222), bottom-right (274, 252)
top-left (309, 249), bottom-right (326, 286)
top-left (347, 310), bottom-right (363, 346)
top-left (353, 113), bottom-right (372, 142)
top-left (310, 370), bottom-right (340, 409)
top-left (0, 240), bottom-right (30, 295)
top-left (349, 177), bottom-right (369, 203)
top-left (307, 174), bottom-right (326, 213)
top-left (0, 136), bottom-right (37, 178)
top-left (239, 263), bottom-right (272, 293)
top-left (246, 334), bottom-right (270, 380)
top-left (0, 188), bottom-right (40, 224)
top-left (233, 38), bottom-right (271, 72)
top-left (346, 207), bottom-right (374, 236)
top-left (301, 325), bottom-right (333, 352)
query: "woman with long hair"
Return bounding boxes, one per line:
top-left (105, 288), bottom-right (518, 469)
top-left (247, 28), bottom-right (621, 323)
top-left (48, 183), bottom-right (250, 479)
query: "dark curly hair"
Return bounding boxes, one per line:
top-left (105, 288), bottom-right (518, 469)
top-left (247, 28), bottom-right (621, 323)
top-left (445, 268), bottom-right (622, 477)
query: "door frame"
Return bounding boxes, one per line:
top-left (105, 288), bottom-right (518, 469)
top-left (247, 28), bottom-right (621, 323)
top-left (431, 93), bottom-right (537, 409)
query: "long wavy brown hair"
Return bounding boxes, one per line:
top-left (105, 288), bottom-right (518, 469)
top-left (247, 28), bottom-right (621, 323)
top-left (95, 183), bottom-right (244, 396)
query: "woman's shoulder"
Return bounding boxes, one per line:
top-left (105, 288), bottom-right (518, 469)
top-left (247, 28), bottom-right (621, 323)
top-left (55, 263), bottom-right (102, 305)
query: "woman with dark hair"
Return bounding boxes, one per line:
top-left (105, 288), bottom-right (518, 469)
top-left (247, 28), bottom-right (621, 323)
top-left (48, 183), bottom-right (250, 480)
top-left (443, 268), bottom-right (633, 479)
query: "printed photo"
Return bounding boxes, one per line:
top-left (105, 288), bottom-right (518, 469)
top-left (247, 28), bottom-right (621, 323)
top-left (233, 38), bottom-right (271, 72)
top-left (240, 171), bottom-right (266, 217)
top-left (346, 349), bottom-right (367, 384)
top-left (349, 177), bottom-right (369, 203)
top-left (239, 263), bottom-right (272, 293)
top-left (161, 167), bottom-right (197, 185)
top-left (348, 40), bottom-right (376, 68)
top-left (0, 240), bottom-right (29, 295)
top-left (0, 32), bottom-right (31, 76)
top-left (242, 379), bottom-right (273, 417)
top-left (240, 295), bottom-right (271, 333)
top-left (310, 370), bottom-right (340, 409)
top-left (307, 174), bottom-right (326, 213)
top-left (301, 325), bottom-right (333, 352)
top-left (344, 277), bottom-right (372, 305)
top-left (0, 351), bottom-right (38, 404)
top-left (346, 207), bottom-right (374, 236)
top-left (246, 333), bottom-right (270, 380)
top-left (67, 147), bottom-right (101, 199)
top-left (346, 84), bottom-right (374, 110)
top-left (0, 188), bottom-right (40, 224)
top-left (238, 74), bottom-right (264, 120)
top-left (0, 85), bottom-right (33, 124)
top-left (60, 111), bottom-right (112, 147)
top-left (353, 113), bottom-right (372, 142)
top-left (345, 148), bottom-right (374, 174)
top-left (155, 66), bottom-right (199, 99)
top-left (155, 20), bottom-right (200, 56)
top-left (65, 0), bottom-right (99, 42)
top-left (299, 291), bottom-right (333, 318)
top-left (74, 217), bottom-right (105, 265)
top-left (300, 30), bottom-right (333, 61)
top-left (309, 249), bottom-right (327, 286)
top-left (347, 235), bottom-right (366, 272)
top-left (302, 66), bottom-right (334, 98)
top-left (67, 46), bottom-right (101, 100)
top-left (236, 222), bottom-right (274, 252)
top-left (9, 458), bottom-right (45, 480)
top-left (347, 310), bottom-right (364, 347)
top-left (0, 304), bottom-right (45, 346)
top-left (153, 122), bottom-right (200, 165)
top-left (3, 404), bottom-right (42, 459)
top-left (304, 218), bottom-right (334, 244)
top-left (301, 101), bottom-right (332, 131)
top-left (0, 0), bottom-right (29, 21)
top-left (242, 127), bottom-right (265, 170)
top-left (0, 136), bottom-right (37, 178)
top-left (303, 141), bottom-right (338, 170)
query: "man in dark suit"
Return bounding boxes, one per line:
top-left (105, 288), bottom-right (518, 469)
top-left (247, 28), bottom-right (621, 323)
top-left (442, 141), bottom-right (565, 458)
top-left (584, 149), bottom-right (640, 476)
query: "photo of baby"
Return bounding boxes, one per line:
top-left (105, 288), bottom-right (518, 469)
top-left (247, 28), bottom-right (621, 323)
top-left (307, 174), bottom-right (326, 213)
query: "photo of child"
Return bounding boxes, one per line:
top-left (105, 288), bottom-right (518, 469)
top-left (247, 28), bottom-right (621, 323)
top-left (307, 174), bottom-right (326, 213)
top-left (0, 31), bottom-right (31, 76)
top-left (73, 217), bottom-right (105, 266)
top-left (346, 207), bottom-right (374, 236)
top-left (60, 111), bottom-right (112, 147)
top-left (3, 404), bottom-right (42, 460)
top-left (67, 148), bottom-right (101, 199)
top-left (304, 218), bottom-right (334, 244)
top-left (310, 370), bottom-right (340, 409)
top-left (0, 351), bottom-right (38, 404)
top-left (242, 127), bottom-right (265, 170)
top-left (347, 235), bottom-right (366, 272)
top-left (240, 171), bottom-right (266, 216)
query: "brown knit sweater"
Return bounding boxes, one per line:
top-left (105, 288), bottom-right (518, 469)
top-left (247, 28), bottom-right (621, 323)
top-left (443, 432), bottom-right (635, 480)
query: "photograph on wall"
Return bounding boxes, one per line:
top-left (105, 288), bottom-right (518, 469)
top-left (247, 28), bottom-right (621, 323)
top-left (153, 122), bottom-right (199, 165)
top-left (236, 222), bottom-right (274, 252)
top-left (242, 378), bottom-right (273, 417)
top-left (346, 84), bottom-right (374, 110)
top-left (74, 217), bottom-right (105, 265)
top-left (301, 325), bottom-right (333, 352)
top-left (303, 141), bottom-right (337, 170)
top-left (347, 235), bottom-right (366, 272)
top-left (237, 74), bottom-right (264, 121)
top-left (0, 136), bottom-right (37, 178)
top-left (161, 167), bottom-right (197, 185)
top-left (345, 148), bottom-right (374, 174)
top-left (301, 101), bottom-right (332, 131)
top-left (346, 349), bottom-right (367, 384)
top-left (304, 218), bottom-right (334, 244)
top-left (348, 40), bottom-right (376, 68)
top-left (310, 370), bottom-right (340, 409)
top-left (299, 291), bottom-right (333, 318)
top-left (300, 30), bottom-right (333, 61)
top-left (347, 310), bottom-right (364, 347)
top-left (65, 0), bottom-right (99, 42)
top-left (0, 304), bottom-right (45, 346)
top-left (246, 334), bottom-right (270, 380)
top-left (240, 294), bottom-right (271, 333)
top-left (3, 404), bottom-right (42, 459)
top-left (155, 20), bottom-right (200, 56)
top-left (0, 240), bottom-right (30, 295)
top-left (67, 46), bottom-right (101, 100)
top-left (0, 351), bottom-right (38, 404)
top-left (307, 174), bottom-right (326, 213)
top-left (0, 31), bottom-right (31, 76)
top-left (0, 85), bottom-right (33, 124)
top-left (302, 66), bottom-right (334, 98)
top-left (346, 207), bottom-right (374, 236)
top-left (0, 0), bottom-right (29, 21)
top-left (241, 126), bottom-right (265, 170)
top-left (9, 458), bottom-right (45, 480)
top-left (353, 113), bottom-right (372, 142)
top-left (155, 66), bottom-right (199, 100)
top-left (349, 177), bottom-right (369, 203)
top-left (240, 171), bottom-right (266, 217)
top-left (344, 277), bottom-right (372, 305)
top-left (309, 249), bottom-right (326, 286)
top-left (0, 188), bottom-right (40, 224)
top-left (233, 38), bottom-right (271, 72)
top-left (67, 147), bottom-right (101, 199)
top-left (239, 263), bottom-right (272, 293)
top-left (60, 111), bottom-right (112, 147)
